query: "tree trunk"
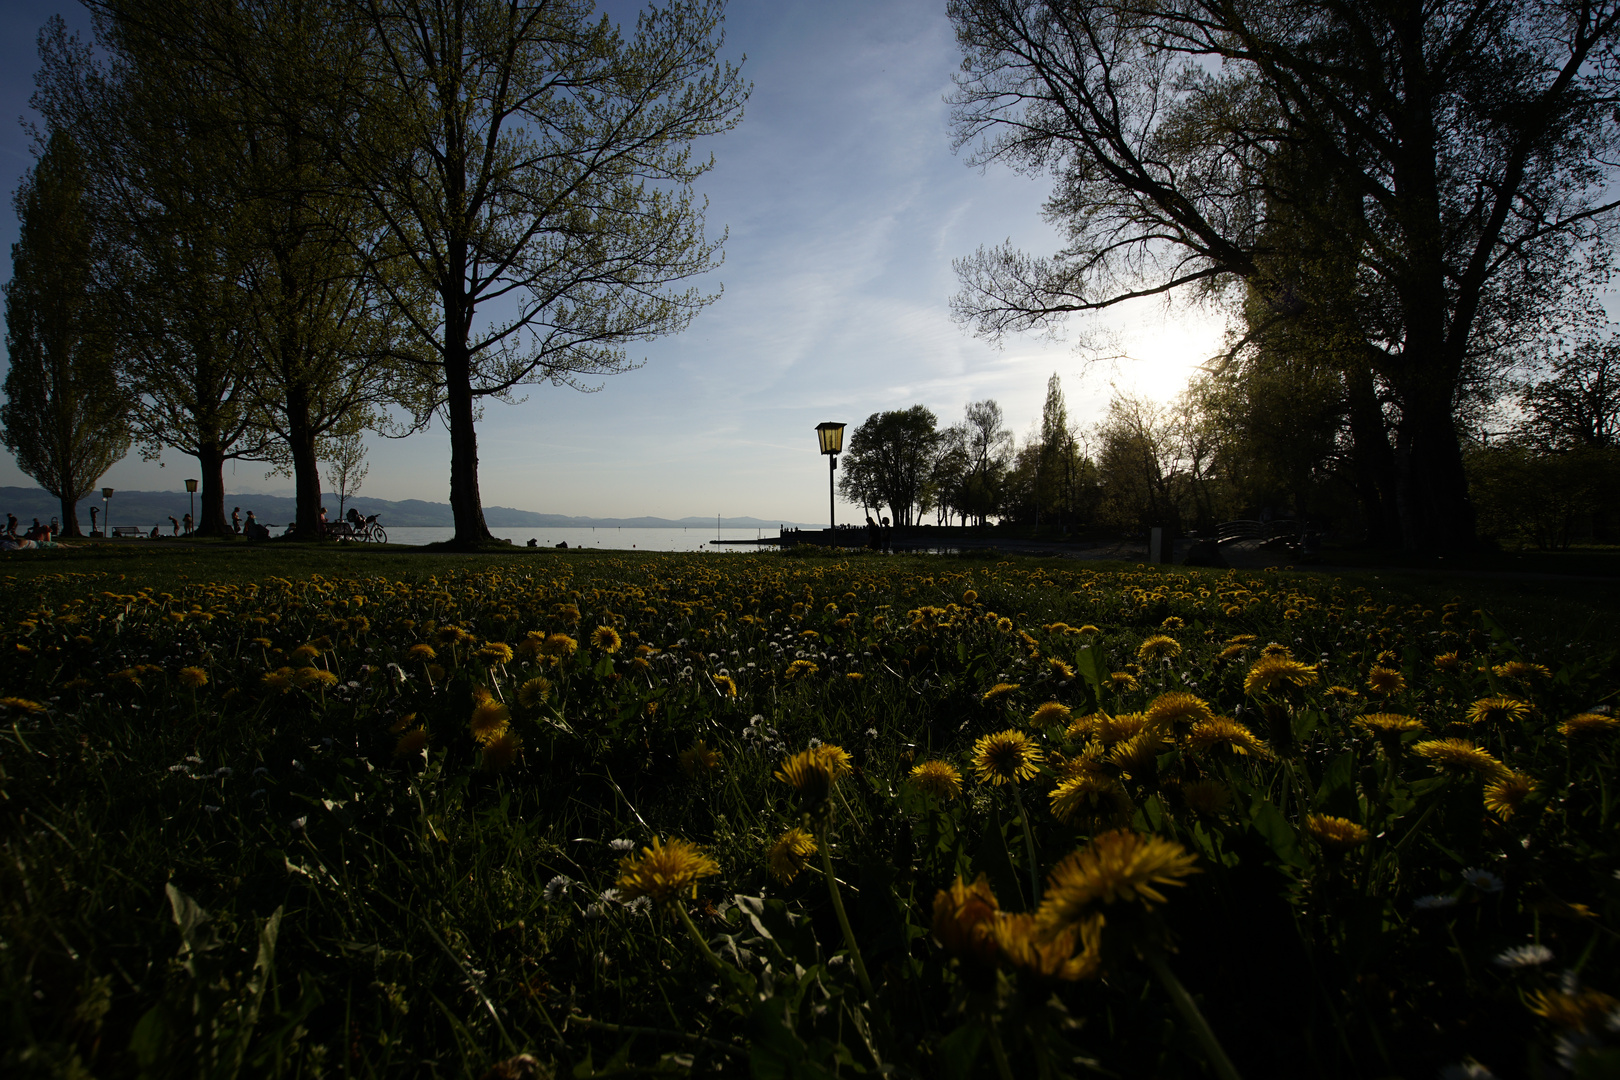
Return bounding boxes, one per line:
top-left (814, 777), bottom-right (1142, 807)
top-left (1344, 362), bottom-right (1400, 547)
top-left (444, 342), bottom-right (494, 547)
top-left (287, 384), bottom-right (323, 540)
top-left (195, 442), bottom-right (231, 536)
top-left (57, 492), bottom-right (81, 538)
top-left (1393, 390), bottom-right (1476, 552)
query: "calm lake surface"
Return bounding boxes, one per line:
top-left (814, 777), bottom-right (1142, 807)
top-left (383, 526), bottom-right (779, 552)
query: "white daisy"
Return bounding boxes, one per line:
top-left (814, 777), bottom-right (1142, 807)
top-left (1492, 944), bottom-right (1553, 969)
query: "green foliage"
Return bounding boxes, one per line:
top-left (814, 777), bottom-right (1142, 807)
top-left (0, 551), bottom-right (1615, 1076)
top-left (1467, 443), bottom-right (1620, 549)
top-left (837, 406), bottom-right (943, 526)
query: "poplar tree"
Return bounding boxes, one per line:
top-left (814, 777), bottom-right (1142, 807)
top-left (1, 130), bottom-right (130, 537)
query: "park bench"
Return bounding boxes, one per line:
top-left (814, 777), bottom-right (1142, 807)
top-left (110, 526), bottom-right (141, 538)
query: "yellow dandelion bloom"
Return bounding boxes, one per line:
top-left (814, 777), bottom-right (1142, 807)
top-left (477, 642), bottom-right (514, 665)
top-left (1484, 771), bottom-right (1538, 820)
top-left (480, 731), bottom-right (521, 771)
top-left (469, 699), bottom-right (512, 744)
top-left (767, 827), bottom-right (817, 884)
top-left (1029, 702), bottom-right (1072, 730)
top-left (1076, 624), bottom-right (1101, 638)
top-left (262, 668), bottom-right (294, 693)
top-left (516, 676), bottom-right (552, 709)
top-left (1048, 657), bottom-right (1076, 680)
top-left (590, 626), bottom-right (622, 654)
top-left (1215, 643), bottom-right (1249, 664)
top-left (1492, 660), bottom-right (1551, 681)
top-left (785, 659), bottom-right (819, 681)
top-left (932, 875), bottom-right (1001, 967)
top-left (962, 589), bottom-right (978, 604)
top-left (909, 759), bottom-right (963, 799)
top-left (407, 643), bottom-right (437, 662)
top-left (1064, 712), bottom-right (1100, 740)
top-left (1366, 666), bottom-right (1406, 696)
top-left (1466, 696), bottom-right (1530, 725)
top-left (990, 910), bottom-right (1103, 982)
top-left (1433, 652), bottom-right (1464, 674)
top-left (295, 668), bottom-right (338, 689)
top-left (1160, 616), bottom-right (1185, 630)
top-left (541, 633), bottom-right (578, 658)
top-left (0, 696), bottom-right (45, 713)
top-left (996, 617), bottom-right (1014, 633)
top-left (1187, 717), bottom-right (1271, 759)
top-left (177, 667), bottom-right (208, 689)
top-left (1179, 779), bottom-right (1231, 816)
top-left (1107, 730), bottom-right (1166, 776)
top-left (1243, 655), bottom-right (1318, 696)
top-left (1138, 635), bottom-right (1181, 661)
top-left (293, 643), bottom-right (321, 661)
top-left (1036, 830), bottom-right (1199, 934)
top-left (1094, 711), bottom-right (1150, 745)
top-left (1145, 691), bottom-right (1215, 730)
top-left (970, 729), bottom-right (1044, 785)
top-left (1262, 642), bottom-right (1294, 658)
top-left (679, 740), bottom-right (723, 778)
top-left (1306, 814), bottom-right (1369, 851)
top-left (1558, 712), bottom-right (1618, 738)
top-left (1324, 685), bottom-right (1361, 702)
top-left (1413, 738), bottom-right (1508, 779)
top-left (710, 673), bottom-right (738, 698)
top-left (615, 838), bottom-right (720, 905)
top-left (775, 744), bottom-right (852, 799)
top-left (393, 727), bottom-right (428, 757)
top-left (1049, 772), bottom-right (1131, 825)
top-left (980, 681), bottom-right (1020, 704)
top-left (1109, 671), bottom-right (1140, 693)
top-left (1528, 988), bottom-right (1620, 1030)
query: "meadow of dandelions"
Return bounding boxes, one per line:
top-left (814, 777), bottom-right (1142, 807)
top-left (1, 553), bottom-right (1616, 1078)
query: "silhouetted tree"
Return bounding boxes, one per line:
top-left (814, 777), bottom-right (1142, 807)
top-left (1, 129), bottom-right (130, 536)
top-left (838, 406), bottom-right (943, 527)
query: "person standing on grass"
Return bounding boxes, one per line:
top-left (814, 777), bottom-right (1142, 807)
top-left (183, 512), bottom-right (192, 535)
top-left (232, 507), bottom-right (241, 533)
top-left (168, 516), bottom-right (178, 535)
top-left (87, 506), bottom-right (96, 534)
top-left (4, 514), bottom-right (15, 537)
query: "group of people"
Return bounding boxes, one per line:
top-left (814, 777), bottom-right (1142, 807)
top-left (1, 513), bottom-right (60, 549)
top-left (865, 514), bottom-right (893, 552)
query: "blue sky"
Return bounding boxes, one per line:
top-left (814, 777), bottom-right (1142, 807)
top-left (0, 0), bottom-right (1228, 524)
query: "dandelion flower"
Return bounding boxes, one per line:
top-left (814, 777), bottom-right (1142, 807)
top-left (932, 875), bottom-right (1000, 967)
top-left (541, 633), bottom-right (578, 658)
top-left (1047, 657), bottom-right (1076, 680)
top-left (1366, 666), bottom-right (1406, 696)
top-left (1527, 988), bottom-right (1620, 1030)
top-left (293, 644), bottom-right (321, 661)
top-left (775, 744), bottom-right (851, 800)
top-left (1187, 717), bottom-right (1271, 759)
top-left (615, 837), bottom-right (720, 905)
top-left (1493, 944), bottom-right (1554, 970)
top-left (590, 626), bottom-right (622, 654)
top-left (1064, 713), bottom-right (1100, 740)
top-left (1324, 685), bottom-right (1361, 702)
top-left (295, 668), bottom-right (338, 689)
top-left (477, 642), bottom-right (514, 665)
top-left (970, 729), bottom-right (1044, 785)
top-left (710, 673), bottom-right (738, 698)
top-left (1558, 712), bottom-right (1617, 738)
top-left (1484, 771), bottom-right (1539, 820)
top-left (991, 910), bottom-right (1103, 982)
top-left (1137, 635), bottom-right (1181, 661)
top-left (1413, 738), bottom-right (1507, 779)
top-left (262, 668), bottom-right (294, 693)
top-left (1076, 625), bottom-right (1101, 638)
top-left (1049, 772), bottom-right (1131, 826)
top-left (1094, 711), bottom-right (1150, 744)
top-left (517, 676), bottom-right (552, 709)
top-left (679, 740), bottom-right (722, 778)
top-left (909, 759), bottom-right (963, 799)
top-left (1029, 702), bottom-right (1072, 730)
top-left (1107, 730), bottom-right (1166, 777)
top-left (1306, 814), bottom-right (1369, 851)
top-left (0, 696), bottom-right (45, 713)
top-left (785, 659), bottom-right (819, 681)
top-left (1036, 830), bottom-right (1199, 935)
top-left (470, 699), bottom-right (511, 744)
top-left (480, 731), bottom-right (521, 771)
top-left (1492, 660), bottom-right (1551, 681)
top-left (1145, 691), bottom-right (1215, 730)
top-left (1467, 696), bottom-right (1530, 726)
top-left (1108, 671), bottom-right (1140, 693)
top-left (1243, 655), bottom-right (1318, 696)
top-left (1356, 713), bottom-right (1424, 740)
top-left (178, 667), bottom-right (208, 689)
top-left (767, 827), bottom-right (817, 884)
top-left (1433, 652), bottom-right (1464, 674)
top-left (980, 681), bottom-right (1019, 704)
top-left (407, 643), bottom-right (437, 662)
top-left (393, 727), bottom-right (428, 757)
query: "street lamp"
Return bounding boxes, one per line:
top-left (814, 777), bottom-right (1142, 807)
top-left (815, 422), bottom-right (845, 533)
top-left (185, 478), bottom-right (198, 535)
top-left (101, 488), bottom-right (113, 537)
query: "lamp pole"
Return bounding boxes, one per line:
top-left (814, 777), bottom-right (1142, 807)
top-left (185, 479), bottom-right (198, 535)
top-left (101, 487), bottom-right (113, 537)
top-left (815, 422), bottom-right (846, 535)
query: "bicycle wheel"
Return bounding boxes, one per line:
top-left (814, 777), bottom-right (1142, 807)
top-left (370, 525), bottom-right (387, 544)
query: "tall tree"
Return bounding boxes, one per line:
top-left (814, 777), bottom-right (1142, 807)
top-left (837, 406), bottom-right (943, 527)
top-left (346, 0), bottom-right (748, 546)
top-left (1, 129), bottom-right (130, 536)
top-left (32, 15), bottom-right (271, 535)
top-left (948, 0), bottom-right (1620, 551)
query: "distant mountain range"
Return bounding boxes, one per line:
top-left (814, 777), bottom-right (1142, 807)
top-left (0, 486), bottom-right (810, 531)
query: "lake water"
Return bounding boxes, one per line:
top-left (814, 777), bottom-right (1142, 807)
top-left (382, 526), bottom-right (781, 552)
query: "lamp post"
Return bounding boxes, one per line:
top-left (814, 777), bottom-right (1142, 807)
top-left (101, 488), bottom-right (113, 537)
top-left (185, 479), bottom-right (198, 535)
top-left (815, 422), bottom-right (845, 534)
